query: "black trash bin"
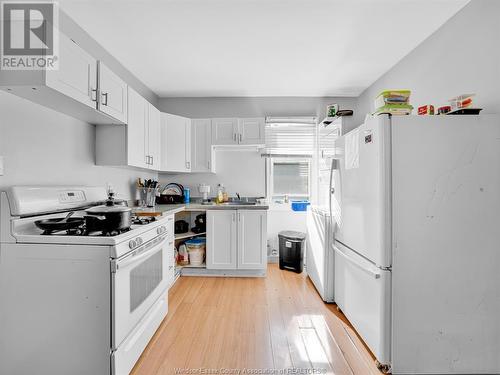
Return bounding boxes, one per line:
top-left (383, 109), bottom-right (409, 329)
top-left (278, 230), bottom-right (306, 273)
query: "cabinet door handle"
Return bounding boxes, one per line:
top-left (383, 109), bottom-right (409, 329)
top-left (239, 134), bottom-right (242, 143)
top-left (238, 212), bottom-right (241, 221)
top-left (101, 92), bottom-right (108, 106)
top-left (90, 88), bottom-right (97, 102)
top-left (186, 161), bottom-right (190, 169)
top-left (232, 213), bottom-right (235, 222)
top-left (150, 156), bottom-right (154, 165)
top-left (207, 160), bottom-right (210, 169)
top-left (145, 155), bottom-right (149, 165)
top-left (233, 133), bottom-right (237, 142)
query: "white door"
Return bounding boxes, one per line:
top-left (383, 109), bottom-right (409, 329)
top-left (191, 119), bottom-right (212, 172)
top-left (206, 210), bottom-right (237, 269)
top-left (238, 118), bottom-right (265, 145)
top-left (161, 113), bottom-right (191, 172)
top-left (46, 34), bottom-right (97, 109)
top-left (98, 62), bottom-right (128, 123)
top-left (333, 115), bottom-right (391, 267)
top-left (185, 118), bottom-right (192, 172)
top-left (212, 118), bottom-right (238, 145)
top-left (334, 241), bottom-right (391, 366)
top-left (127, 87), bottom-right (148, 169)
top-left (306, 207), bottom-right (334, 302)
top-left (148, 104), bottom-right (161, 169)
top-left (237, 210), bottom-right (267, 269)
top-left (112, 233), bottom-right (170, 349)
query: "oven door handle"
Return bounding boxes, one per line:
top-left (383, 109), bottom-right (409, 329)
top-left (114, 234), bottom-right (167, 271)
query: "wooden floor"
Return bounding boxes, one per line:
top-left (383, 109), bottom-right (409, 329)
top-left (131, 264), bottom-right (383, 375)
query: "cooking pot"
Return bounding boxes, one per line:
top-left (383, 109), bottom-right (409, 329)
top-left (85, 192), bottom-right (132, 233)
top-left (175, 220), bottom-right (189, 234)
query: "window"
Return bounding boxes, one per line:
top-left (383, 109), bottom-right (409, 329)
top-left (271, 159), bottom-right (310, 199)
top-left (263, 116), bottom-right (317, 202)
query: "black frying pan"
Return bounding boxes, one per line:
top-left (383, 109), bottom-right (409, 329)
top-left (34, 217), bottom-right (85, 233)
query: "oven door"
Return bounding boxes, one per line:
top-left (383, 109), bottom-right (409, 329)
top-left (112, 233), bottom-right (169, 349)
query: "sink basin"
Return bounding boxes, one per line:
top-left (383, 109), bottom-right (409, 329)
top-left (220, 201), bottom-right (256, 206)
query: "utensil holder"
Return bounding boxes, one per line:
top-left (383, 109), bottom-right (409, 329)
top-left (138, 187), bottom-right (159, 208)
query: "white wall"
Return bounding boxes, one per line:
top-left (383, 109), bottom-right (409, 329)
top-left (160, 149), bottom-right (265, 198)
top-left (0, 92), bottom-right (156, 200)
top-left (158, 96), bottom-right (357, 121)
top-left (0, 10), bottom-right (159, 199)
top-left (355, 0), bottom-right (500, 125)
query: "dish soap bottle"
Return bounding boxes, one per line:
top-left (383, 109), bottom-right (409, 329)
top-left (217, 184), bottom-right (224, 204)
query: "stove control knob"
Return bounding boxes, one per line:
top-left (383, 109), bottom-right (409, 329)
top-left (136, 237), bottom-right (143, 246)
top-left (129, 239), bottom-right (137, 249)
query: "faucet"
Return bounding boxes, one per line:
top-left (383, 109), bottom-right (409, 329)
top-left (236, 192), bottom-right (241, 201)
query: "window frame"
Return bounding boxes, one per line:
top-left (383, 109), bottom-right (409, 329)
top-left (268, 157), bottom-right (311, 201)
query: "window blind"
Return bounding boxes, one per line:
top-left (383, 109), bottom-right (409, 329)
top-left (262, 116), bottom-right (317, 158)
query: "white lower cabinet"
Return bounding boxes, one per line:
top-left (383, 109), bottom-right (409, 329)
top-left (237, 210), bottom-right (267, 269)
top-left (206, 211), bottom-right (237, 269)
top-left (206, 210), bottom-right (267, 270)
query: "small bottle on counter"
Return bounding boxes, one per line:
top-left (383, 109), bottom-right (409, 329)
top-left (217, 184), bottom-right (224, 204)
top-left (184, 187), bottom-right (190, 203)
top-left (222, 186), bottom-right (228, 202)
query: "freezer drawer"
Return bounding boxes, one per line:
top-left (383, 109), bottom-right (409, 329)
top-left (334, 241), bottom-right (391, 366)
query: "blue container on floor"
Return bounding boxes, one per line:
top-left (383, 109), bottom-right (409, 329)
top-left (291, 200), bottom-right (310, 211)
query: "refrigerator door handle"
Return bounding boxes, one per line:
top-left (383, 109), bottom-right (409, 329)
top-left (333, 244), bottom-right (381, 279)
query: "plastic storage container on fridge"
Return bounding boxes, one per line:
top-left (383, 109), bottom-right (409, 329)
top-left (374, 89), bottom-right (411, 108)
top-left (278, 231), bottom-right (306, 273)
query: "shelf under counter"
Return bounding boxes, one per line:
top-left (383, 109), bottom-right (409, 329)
top-left (174, 231), bottom-right (206, 240)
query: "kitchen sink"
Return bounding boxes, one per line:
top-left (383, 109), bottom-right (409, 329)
top-left (220, 201), bottom-right (256, 205)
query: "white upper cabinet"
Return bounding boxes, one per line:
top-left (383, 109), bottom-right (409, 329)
top-left (126, 87), bottom-right (148, 169)
top-left (211, 118), bottom-right (265, 145)
top-left (161, 113), bottom-right (191, 173)
top-left (148, 105), bottom-right (161, 169)
top-left (237, 210), bottom-right (267, 269)
top-left (212, 118), bottom-right (239, 145)
top-left (191, 119), bottom-right (215, 173)
top-left (0, 33), bottom-right (125, 125)
top-left (238, 118), bottom-right (265, 145)
top-left (96, 87), bottom-right (159, 170)
top-left (98, 62), bottom-right (128, 123)
top-left (46, 33), bottom-right (97, 109)
top-left (206, 210), bottom-right (238, 270)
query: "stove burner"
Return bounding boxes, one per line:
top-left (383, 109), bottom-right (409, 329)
top-left (41, 223), bottom-right (131, 237)
top-left (132, 216), bottom-right (157, 225)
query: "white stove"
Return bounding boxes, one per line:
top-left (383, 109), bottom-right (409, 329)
top-left (0, 186), bottom-right (172, 375)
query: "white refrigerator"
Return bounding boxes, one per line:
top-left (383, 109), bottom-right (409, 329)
top-left (332, 114), bottom-right (500, 374)
top-left (305, 119), bottom-right (342, 303)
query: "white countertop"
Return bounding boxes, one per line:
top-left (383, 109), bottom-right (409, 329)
top-left (132, 202), bottom-right (269, 216)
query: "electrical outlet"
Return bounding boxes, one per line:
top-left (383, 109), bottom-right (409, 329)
top-left (0, 156), bottom-right (4, 176)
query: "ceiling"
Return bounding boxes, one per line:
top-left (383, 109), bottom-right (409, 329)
top-left (60, 0), bottom-right (469, 98)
